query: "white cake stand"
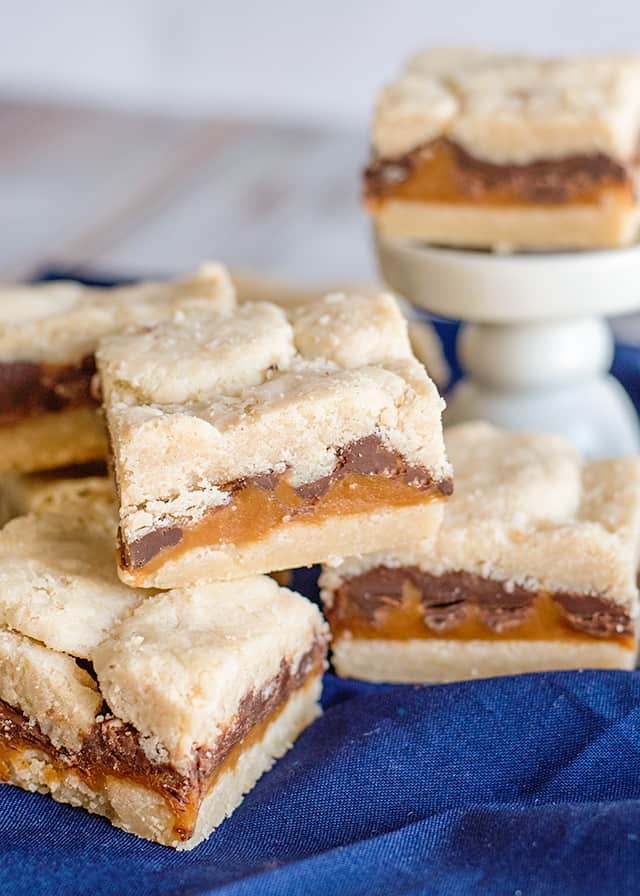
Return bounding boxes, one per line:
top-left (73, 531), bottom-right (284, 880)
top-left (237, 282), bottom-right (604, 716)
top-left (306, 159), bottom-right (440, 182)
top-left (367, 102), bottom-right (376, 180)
top-left (375, 233), bottom-right (640, 457)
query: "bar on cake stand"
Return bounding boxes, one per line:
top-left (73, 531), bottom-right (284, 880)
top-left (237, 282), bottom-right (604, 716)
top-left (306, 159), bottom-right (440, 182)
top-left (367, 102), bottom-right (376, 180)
top-left (366, 49), bottom-right (640, 453)
top-left (365, 49), bottom-right (640, 251)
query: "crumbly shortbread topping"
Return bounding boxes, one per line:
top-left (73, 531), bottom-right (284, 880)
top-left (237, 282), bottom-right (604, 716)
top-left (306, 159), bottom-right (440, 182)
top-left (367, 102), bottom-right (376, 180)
top-left (0, 263), bottom-right (235, 363)
top-left (322, 422), bottom-right (640, 611)
top-left (97, 293), bottom-right (450, 545)
top-left (444, 422), bottom-right (582, 529)
top-left (0, 512), bottom-right (141, 657)
top-left (93, 576), bottom-right (328, 767)
top-left (289, 292), bottom-right (412, 368)
top-left (0, 628), bottom-right (100, 752)
top-left (373, 49), bottom-right (640, 164)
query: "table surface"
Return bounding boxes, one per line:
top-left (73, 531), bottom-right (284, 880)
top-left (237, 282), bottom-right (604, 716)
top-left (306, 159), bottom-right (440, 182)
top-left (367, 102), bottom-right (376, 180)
top-left (0, 97), bottom-right (374, 285)
top-left (2, 96), bottom-right (638, 343)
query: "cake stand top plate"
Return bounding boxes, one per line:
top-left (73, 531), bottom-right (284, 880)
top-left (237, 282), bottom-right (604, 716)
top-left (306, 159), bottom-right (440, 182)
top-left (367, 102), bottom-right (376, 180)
top-left (375, 232), bottom-right (640, 323)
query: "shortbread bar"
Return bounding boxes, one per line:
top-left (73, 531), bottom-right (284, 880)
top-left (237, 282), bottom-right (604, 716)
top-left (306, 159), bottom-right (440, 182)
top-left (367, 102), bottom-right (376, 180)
top-left (0, 263), bottom-right (234, 473)
top-left (97, 291), bottom-right (452, 587)
top-left (0, 505), bottom-right (327, 849)
top-left (320, 422), bottom-right (640, 683)
top-left (364, 49), bottom-right (640, 250)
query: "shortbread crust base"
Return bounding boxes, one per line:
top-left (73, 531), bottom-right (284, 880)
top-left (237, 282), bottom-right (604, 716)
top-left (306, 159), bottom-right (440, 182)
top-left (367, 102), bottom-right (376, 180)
top-left (0, 674), bottom-right (322, 850)
top-left (121, 502), bottom-right (445, 588)
top-left (0, 408), bottom-right (106, 473)
top-left (372, 199), bottom-right (640, 250)
top-left (332, 637), bottom-right (636, 684)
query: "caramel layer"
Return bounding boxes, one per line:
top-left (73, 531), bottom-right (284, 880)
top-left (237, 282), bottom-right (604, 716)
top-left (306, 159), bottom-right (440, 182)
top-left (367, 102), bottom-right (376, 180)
top-left (119, 436), bottom-right (452, 577)
top-left (0, 355), bottom-right (97, 426)
top-left (364, 138), bottom-right (636, 209)
top-left (327, 567), bottom-right (635, 648)
top-left (0, 642), bottom-right (325, 842)
top-left (125, 474), bottom-right (445, 582)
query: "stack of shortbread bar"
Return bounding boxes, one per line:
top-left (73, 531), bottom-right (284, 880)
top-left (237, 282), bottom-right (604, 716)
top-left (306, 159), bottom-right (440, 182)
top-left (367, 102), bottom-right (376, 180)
top-left (0, 263), bottom-right (453, 848)
top-left (2, 47), bottom-right (640, 853)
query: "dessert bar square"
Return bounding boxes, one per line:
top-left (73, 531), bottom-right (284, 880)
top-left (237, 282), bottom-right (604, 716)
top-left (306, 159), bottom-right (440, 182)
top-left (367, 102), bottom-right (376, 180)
top-left (364, 49), bottom-right (640, 250)
top-left (97, 291), bottom-right (452, 587)
top-left (0, 263), bottom-right (234, 473)
top-left (320, 422), bottom-right (640, 683)
top-left (0, 504), bottom-right (327, 849)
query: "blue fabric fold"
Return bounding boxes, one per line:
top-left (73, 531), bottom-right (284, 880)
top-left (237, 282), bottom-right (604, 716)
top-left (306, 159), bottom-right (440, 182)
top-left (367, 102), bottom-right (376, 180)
top-left (2, 272), bottom-right (639, 895)
top-left (3, 671), bottom-right (640, 896)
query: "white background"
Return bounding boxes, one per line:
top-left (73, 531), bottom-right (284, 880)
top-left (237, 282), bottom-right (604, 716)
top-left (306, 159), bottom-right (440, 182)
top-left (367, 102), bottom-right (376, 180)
top-left (1, 0), bottom-right (639, 125)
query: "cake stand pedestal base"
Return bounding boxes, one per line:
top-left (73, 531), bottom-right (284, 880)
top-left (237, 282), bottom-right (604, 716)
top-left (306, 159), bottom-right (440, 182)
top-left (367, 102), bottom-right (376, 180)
top-left (376, 234), bottom-right (640, 457)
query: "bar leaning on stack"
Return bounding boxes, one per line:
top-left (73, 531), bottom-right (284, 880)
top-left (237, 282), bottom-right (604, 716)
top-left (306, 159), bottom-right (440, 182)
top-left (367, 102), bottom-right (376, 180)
top-left (0, 262), bottom-right (454, 848)
top-left (0, 264), bottom-right (233, 473)
top-left (364, 49), bottom-right (640, 250)
top-left (0, 497), bottom-right (328, 849)
top-left (97, 289), bottom-right (452, 588)
top-left (320, 422), bottom-right (640, 683)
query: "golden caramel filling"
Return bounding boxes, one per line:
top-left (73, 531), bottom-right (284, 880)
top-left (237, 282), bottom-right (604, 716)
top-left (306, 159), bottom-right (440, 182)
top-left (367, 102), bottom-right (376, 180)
top-left (169, 673), bottom-right (320, 840)
top-left (365, 139), bottom-right (634, 209)
top-left (327, 580), bottom-right (636, 649)
top-left (129, 472), bottom-right (445, 582)
top-left (0, 700), bottom-right (277, 841)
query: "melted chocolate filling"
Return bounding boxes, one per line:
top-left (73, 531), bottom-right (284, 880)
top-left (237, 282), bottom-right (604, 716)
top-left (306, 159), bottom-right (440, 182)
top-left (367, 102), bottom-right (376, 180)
top-left (32, 459), bottom-right (109, 481)
top-left (120, 435), bottom-right (453, 571)
top-left (122, 526), bottom-right (183, 572)
top-left (0, 354), bottom-right (98, 426)
top-left (364, 137), bottom-right (634, 204)
top-left (332, 566), bottom-right (633, 638)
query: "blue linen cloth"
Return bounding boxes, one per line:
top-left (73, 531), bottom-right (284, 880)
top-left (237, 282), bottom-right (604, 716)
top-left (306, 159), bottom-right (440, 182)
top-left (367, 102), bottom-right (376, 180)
top-left (2, 272), bottom-right (640, 895)
top-left (3, 668), bottom-right (640, 896)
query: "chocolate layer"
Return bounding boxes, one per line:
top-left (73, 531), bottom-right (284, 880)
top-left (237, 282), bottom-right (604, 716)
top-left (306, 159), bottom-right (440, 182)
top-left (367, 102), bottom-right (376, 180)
top-left (331, 566), bottom-right (633, 638)
top-left (0, 637), bottom-right (325, 841)
top-left (32, 459), bottom-right (109, 481)
top-left (120, 435), bottom-right (453, 571)
top-left (123, 526), bottom-right (183, 571)
top-left (294, 434), bottom-right (444, 499)
top-left (553, 593), bottom-right (632, 637)
top-left (364, 137), bottom-right (634, 205)
top-left (0, 355), bottom-right (97, 426)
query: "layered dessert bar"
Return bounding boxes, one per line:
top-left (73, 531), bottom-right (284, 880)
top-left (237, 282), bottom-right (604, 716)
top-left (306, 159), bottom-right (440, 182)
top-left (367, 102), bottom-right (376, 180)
top-left (364, 49), bottom-right (640, 250)
top-left (320, 423), bottom-right (640, 683)
top-left (97, 291), bottom-right (452, 587)
top-left (0, 505), bottom-right (327, 849)
top-left (0, 263), bottom-right (234, 473)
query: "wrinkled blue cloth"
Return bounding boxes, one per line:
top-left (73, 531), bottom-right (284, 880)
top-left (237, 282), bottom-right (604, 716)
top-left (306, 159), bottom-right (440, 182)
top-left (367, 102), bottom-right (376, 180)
top-left (2, 273), bottom-right (640, 895)
top-left (3, 669), bottom-right (640, 896)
